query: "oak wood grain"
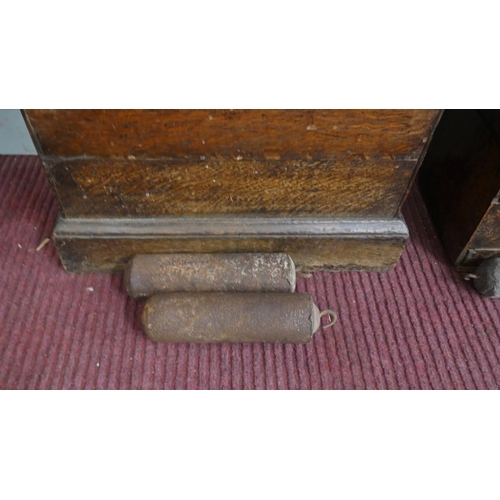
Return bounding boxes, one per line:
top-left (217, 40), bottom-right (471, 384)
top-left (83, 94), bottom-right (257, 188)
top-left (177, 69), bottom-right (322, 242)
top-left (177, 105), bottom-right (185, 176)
top-left (24, 109), bottom-right (440, 273)
top-left (468, 200), bottom-right (500, 249)
top-left (46, 157), bottom-right (414, 218)
top-left (24, 109), bottom-right (440, 160)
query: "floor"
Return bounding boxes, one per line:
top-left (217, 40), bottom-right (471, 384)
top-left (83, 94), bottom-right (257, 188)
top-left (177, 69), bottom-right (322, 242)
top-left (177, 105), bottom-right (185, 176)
top-left (1, 155), bottom-right (499, 389)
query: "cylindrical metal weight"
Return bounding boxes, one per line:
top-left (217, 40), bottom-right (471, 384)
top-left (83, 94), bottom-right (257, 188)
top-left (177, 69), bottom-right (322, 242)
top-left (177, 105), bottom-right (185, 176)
top-left (473, 257), bottom-right (500, 297)
top-left (142, 292), bottom-right (334, 343)
top-left (125, 253), bottom-right (296, 298)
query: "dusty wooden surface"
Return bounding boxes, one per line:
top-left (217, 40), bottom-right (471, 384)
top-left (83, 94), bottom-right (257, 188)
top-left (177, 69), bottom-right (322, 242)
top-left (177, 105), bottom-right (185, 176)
top-left (24, 109), bottom-right (440, 160)
top-left (53, 216), bottom-right (408, 273)
top-left (45, 157), bottom-right (414, 218)
top-left (24, 109), bottom-right (440, 272)
top-left (468, 200), bottom-right (500, 249)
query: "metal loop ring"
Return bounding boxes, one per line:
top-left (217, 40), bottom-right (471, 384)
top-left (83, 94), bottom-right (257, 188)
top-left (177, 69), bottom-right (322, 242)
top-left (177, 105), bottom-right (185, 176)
top-left (319, 309), bottom-right (337, 328)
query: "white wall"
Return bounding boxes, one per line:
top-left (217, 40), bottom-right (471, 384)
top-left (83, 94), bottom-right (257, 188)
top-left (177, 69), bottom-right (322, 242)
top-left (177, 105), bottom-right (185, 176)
top-left (0, 110), bottom-right (37, 155)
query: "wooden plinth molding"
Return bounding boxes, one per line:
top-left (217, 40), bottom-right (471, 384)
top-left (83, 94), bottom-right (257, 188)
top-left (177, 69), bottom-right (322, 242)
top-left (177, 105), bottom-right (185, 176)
top-left (53, 216), bottom-right (409, 273)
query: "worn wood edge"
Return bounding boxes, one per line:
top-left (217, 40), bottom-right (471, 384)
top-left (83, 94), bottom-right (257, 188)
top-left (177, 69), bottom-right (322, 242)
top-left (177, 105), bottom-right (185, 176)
top-left (21, 111), bottom-right (70, 214)
top-left (41, 153), bottom-right (422, 163)
top-left (53, 216), bottom-right (409, 239)
top-left (55, 238), bottom-right (407, 274)
top-left (54, 237), bottom-right (408, 274)
top-left (23, 109), bottom-right (440, 160)
top-left (52, 216), bottom-right (409, 274)
top-left (395, 109), bottom-right (444, 212)
top-left (20, 111), bottom-right (44, 157)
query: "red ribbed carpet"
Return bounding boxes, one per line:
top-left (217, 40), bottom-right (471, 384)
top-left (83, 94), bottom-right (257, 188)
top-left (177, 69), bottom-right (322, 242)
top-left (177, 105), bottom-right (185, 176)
top-left (1, 155), bottom-right (500, 389)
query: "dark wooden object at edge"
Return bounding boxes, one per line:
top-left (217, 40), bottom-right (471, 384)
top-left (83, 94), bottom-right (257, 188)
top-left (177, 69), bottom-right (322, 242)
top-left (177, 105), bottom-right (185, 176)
top-left (418, 109), bottom-right (500, 271)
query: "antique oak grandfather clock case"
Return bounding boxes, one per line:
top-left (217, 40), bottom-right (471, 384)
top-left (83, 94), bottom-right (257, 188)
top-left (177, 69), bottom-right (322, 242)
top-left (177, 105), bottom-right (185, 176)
top-left (22, 110), bottom-right (442, 274)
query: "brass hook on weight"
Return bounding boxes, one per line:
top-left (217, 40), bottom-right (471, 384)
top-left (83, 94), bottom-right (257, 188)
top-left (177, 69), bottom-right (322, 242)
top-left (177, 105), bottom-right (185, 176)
top-left (319, 309), bottom-right (337, 328)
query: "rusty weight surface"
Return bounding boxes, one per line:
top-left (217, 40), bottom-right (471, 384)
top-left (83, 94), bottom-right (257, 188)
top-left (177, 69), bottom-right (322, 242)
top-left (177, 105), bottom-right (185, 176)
top-left (125, 253), bottom-right (296, 298)
top-left (142, 293), bottom-right (326, 344)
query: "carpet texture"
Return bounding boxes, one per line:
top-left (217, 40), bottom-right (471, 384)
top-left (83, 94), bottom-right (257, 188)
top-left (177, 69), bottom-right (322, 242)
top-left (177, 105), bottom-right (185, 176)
top-left (1, 155), bottom-right (499, 390)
